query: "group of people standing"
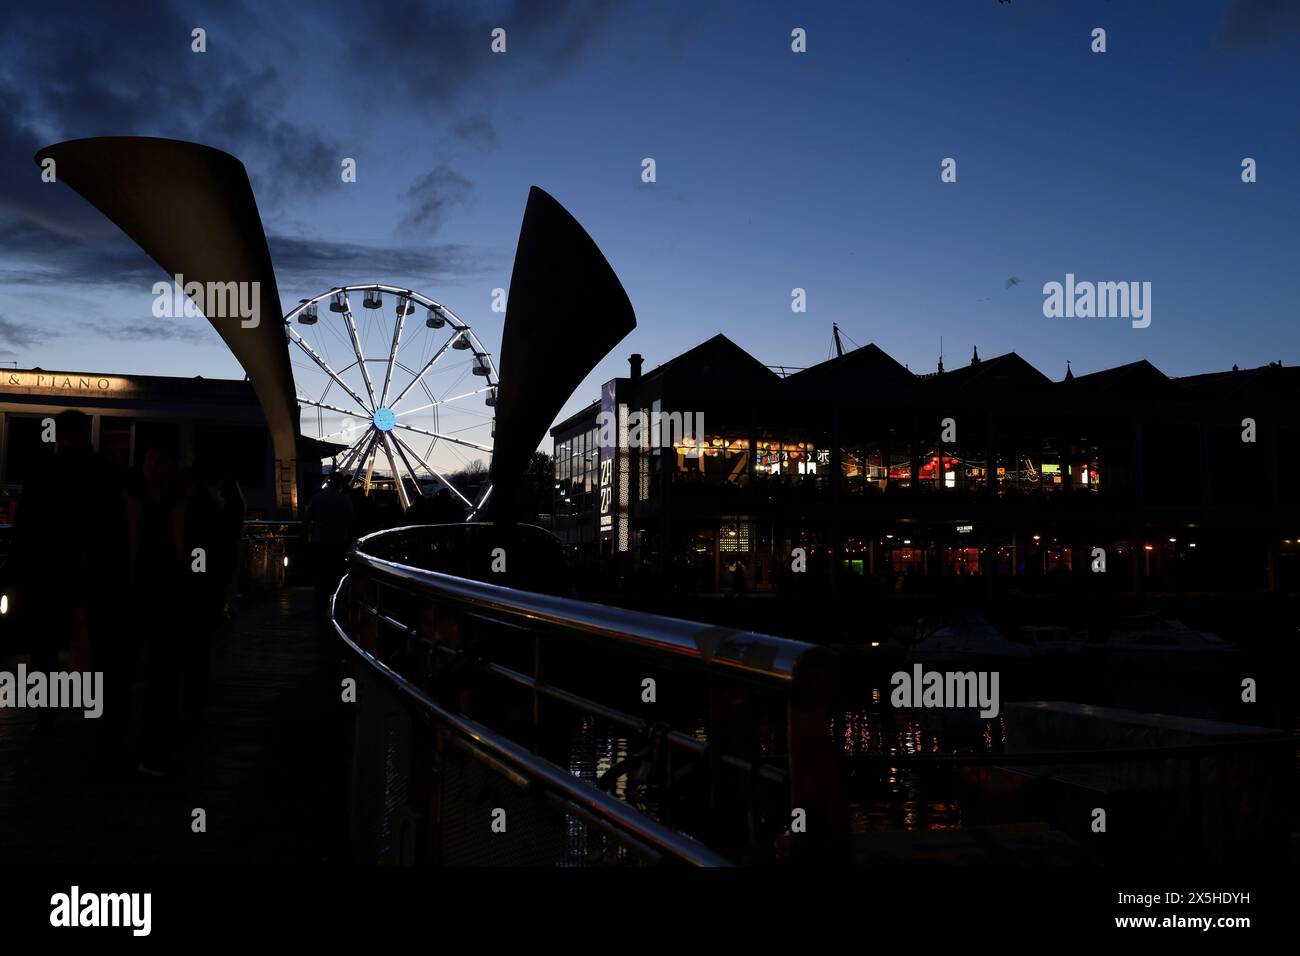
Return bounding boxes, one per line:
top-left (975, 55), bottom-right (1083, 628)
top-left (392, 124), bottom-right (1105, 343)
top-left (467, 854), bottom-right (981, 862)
top-left (9, 409), bottom-right (244, 775)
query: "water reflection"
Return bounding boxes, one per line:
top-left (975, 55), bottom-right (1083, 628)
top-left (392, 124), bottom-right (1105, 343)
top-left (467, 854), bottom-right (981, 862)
top-left (562, 716), bottom-right (674, 866)
top-left (559, 687), bottom-right (1011, 853)
top-left (839, 686), bottom-right (1007, 832)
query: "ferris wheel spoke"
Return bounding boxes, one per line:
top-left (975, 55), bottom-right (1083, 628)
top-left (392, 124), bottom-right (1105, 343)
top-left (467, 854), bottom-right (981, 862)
top-left (391, 421), bottom-right (492, 453)
top-left (343, 429), bottom-right (381, 489)
top-left (361, 433), bottom-right (383, 492)
top-left (297, 396), bottom-right (371, 421)
top-left (378, 433), bottom-right (412, 510)
top-left (339, 297), bottom-right (379, 409)
top-left (333, 427), bottom-right (375, 477)
top-left (287, 325), bottom-right (372, 412)
top-left (378, 300), bottom-right (408, 409)
top-left (388, 434), bottom-right (427, 500)
top-left (467, 484), bottom-right (493, 521)
top-left (396, 385), bottom-right (495, 417)
top-left (388, 329), bottom-right (466, 410)
top-left (317, 422), bottom-right (366, 442)
top-left (393, 433), bottom-right (474, 509)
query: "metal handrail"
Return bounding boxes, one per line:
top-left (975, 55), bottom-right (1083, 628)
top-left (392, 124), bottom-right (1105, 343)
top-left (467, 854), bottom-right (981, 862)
top-left (330, 573), bottom-right (733, 867)
top-left (848, 736), bottom-right (1296, 766)
top-left (348, 531), bottom-right (823, 685)
top-left (345, 591), bottom-right (790, 785)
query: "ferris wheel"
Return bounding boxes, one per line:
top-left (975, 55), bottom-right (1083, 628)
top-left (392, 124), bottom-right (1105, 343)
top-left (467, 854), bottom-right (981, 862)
top-left (283, 284), bottom-right (497, 514)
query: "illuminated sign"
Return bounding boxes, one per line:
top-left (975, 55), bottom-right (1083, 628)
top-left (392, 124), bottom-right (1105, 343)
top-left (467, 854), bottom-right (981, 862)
top-left (598, 457), bottom-right (613, 531)
top-left (598, 381), bottom-right (616, 537)
top-left (5, 372), bottom-right (118, 393)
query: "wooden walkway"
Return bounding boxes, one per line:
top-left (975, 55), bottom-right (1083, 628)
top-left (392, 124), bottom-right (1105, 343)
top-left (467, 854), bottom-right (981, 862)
top-left (0, 588), bottom-right (347, 866)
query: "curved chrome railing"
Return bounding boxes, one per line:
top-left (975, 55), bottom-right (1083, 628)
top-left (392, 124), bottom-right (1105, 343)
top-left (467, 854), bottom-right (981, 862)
top-left (330, 525), bottom-right (847, 866)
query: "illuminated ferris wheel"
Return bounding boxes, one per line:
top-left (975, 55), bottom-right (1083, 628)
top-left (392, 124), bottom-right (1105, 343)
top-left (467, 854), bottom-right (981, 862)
top-left (283, 284), bottom-right (497, 513)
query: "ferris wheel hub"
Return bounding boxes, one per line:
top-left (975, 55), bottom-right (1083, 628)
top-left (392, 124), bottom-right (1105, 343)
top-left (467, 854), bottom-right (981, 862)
top-left (372, 407), bottom-right (396, 432)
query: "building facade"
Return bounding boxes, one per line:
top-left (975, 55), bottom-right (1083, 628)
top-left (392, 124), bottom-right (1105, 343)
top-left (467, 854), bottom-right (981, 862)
top-left (0, 367), bottom-right (336, 519)
top-left (551, 336), bottom-right (1300, 598)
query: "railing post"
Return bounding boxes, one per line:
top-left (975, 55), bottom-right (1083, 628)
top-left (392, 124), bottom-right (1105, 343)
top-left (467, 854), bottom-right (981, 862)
top-left (784, 647), bottom-right (851, 863)
top-left (707, 679), bottom-right (754, 863)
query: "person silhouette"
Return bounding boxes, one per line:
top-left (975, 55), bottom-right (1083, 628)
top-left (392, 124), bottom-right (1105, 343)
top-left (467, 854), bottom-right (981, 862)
top-left (307, 473), bottom-right (355, 615)
top-left (128, 444), bottom-right (185, 775)
top-left (12, 409), bottom-right (124, 733)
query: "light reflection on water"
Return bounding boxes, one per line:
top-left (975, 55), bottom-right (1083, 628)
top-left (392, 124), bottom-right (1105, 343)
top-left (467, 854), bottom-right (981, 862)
top-left (561, 691), bottom-right (1010, 851)
top-left (840, 688), bottom-right (1007, 832)
top-left (562, 716), bottom-right (682, 865)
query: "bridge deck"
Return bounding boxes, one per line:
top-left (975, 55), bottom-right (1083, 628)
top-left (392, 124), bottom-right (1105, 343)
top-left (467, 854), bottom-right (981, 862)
top-left (0, 588), bottom-right (345, 866)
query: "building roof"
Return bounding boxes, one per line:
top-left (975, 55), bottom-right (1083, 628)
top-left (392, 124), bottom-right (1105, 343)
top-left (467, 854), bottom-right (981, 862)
top-left (922, 351), bottom-right (1053, 392)
top-left (642, 333), bottom-right (781, 391)
top-left (546, 332), bottom-right (1295, 438)
top-left (783, 342), bottom-right (915, 399)
top-left (1059, 359), bottom-right (1170, 396)
top-left (1172, 361), bottom-right (1300, 401)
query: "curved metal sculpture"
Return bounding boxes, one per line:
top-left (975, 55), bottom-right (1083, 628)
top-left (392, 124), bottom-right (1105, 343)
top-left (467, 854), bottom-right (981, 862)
top-left (486, 186), bottom-right (636, 520)
top-left (34, 137), bottom-right (301, 512)
top-left (35, 139), bottom-right (635, 523)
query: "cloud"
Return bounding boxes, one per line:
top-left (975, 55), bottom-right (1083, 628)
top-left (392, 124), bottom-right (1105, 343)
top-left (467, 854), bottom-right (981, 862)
top-left (452, 114), bottom-right (499, 151)
top-left (397, 166), bottom-right (475, 235)
top-left (0, 0), bottom-right (622, 324)
top-left (268, 233), bottom-right (494, 296)
top-left (1218, 0), bottom-right (1300, 50)
top-left (0, 313), bottom-right (57, 355)
top-left (0, 205), bottom-right (493, 291)
top-left (339, 0), bottom-right (625, 108)
top-left (92, 320), bottom-right (213, 344)
top-left (0, 214), bottom-right (166, 287)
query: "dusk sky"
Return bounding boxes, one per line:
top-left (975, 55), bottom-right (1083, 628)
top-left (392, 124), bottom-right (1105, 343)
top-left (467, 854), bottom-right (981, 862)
top-left (1, 0), bottom-right (1297, 435)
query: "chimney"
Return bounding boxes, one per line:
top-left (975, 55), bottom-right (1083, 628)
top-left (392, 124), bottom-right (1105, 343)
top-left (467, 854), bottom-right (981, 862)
top-left (629, 353), bottom-right (643, 383)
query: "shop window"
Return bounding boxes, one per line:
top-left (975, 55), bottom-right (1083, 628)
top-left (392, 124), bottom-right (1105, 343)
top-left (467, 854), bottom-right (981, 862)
top-left (948, 546), bottom-right (980, 575)
top-left (677, 432), bottom-right (748, 488)
top-left (887, 448), bottom-right (912, 490)
top-left (718, 521), bottom-right (750, 552)
top-left (889, 546), bottom-right (927, 574)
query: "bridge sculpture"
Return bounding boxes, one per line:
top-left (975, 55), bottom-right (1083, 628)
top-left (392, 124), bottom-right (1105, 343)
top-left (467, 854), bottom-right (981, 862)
top-left (35, 137), bottom-right (635, 520)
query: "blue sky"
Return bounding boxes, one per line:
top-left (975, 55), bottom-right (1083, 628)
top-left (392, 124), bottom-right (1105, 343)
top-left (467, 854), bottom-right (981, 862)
top-left (1, 0), bottom-right (1297, 432)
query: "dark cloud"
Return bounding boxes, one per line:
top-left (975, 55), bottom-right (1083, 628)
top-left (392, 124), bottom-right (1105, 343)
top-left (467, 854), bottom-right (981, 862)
top-left (453, 114), bottom-right (500, 151)
top-left (1219, 0), bottom-right (1300, 50)
top-left (0, 212), bottom-right (492, 299)
top-left (0, 217), bottom-right (163, 288)
top-left (0, 0), bottom-right (623, 314)
top-left (0, 313), bottom-right (57, 356)
top-left (0, 0), bottom-right (346, 266)
top-left (397, 166), bottom-right (474, 235)
top-left (199, 68), bottom-right (345, 206)
top-left (339, 0), bottom-right (625, 107)
top-left (268, 233), bottom-right (493, 294)
top-left (93, 320), bottom-right (213, 344)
